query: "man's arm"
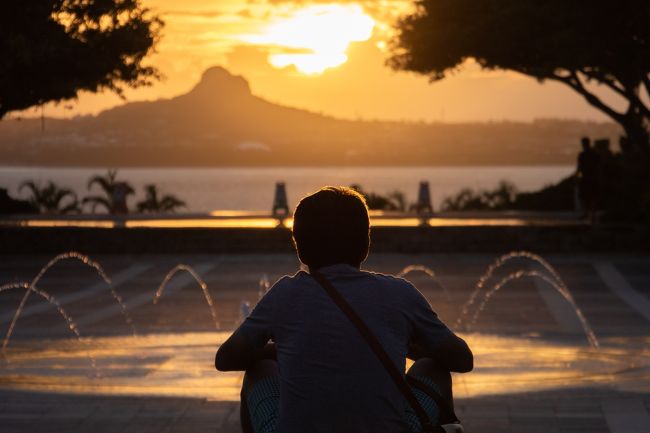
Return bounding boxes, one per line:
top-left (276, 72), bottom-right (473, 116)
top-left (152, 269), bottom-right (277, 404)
top-left (215, 280), bottom-right (283, 371)
top-left (406, 284), bottom-right (473, 373)
top-left (215, 332), bottom-right (276, 371)
top-left (408, 334), bottom-right (473, 373)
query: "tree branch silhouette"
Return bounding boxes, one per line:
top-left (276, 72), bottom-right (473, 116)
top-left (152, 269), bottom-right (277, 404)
top-left (0, 0), bottom-right (163, 118)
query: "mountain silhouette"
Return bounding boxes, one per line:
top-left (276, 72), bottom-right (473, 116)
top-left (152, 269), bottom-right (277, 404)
top-left (0, 66), bottom-right (620, 166)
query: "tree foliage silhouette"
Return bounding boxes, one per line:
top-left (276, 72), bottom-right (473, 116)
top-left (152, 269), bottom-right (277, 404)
top-left (136, 184), bottom-right (185, 213)
top-left (349, 184), bottom-right (408, 211)
top-left (442, 181), bottom-right (518, 211)
top-left (83, 169), bottom-right (134, 214)
top-left (390, 0), bottom-right (650, 152)
top-left (0, 0), bottom-right (162, 118)
top-left (20, 180), bottom-right (80, 214)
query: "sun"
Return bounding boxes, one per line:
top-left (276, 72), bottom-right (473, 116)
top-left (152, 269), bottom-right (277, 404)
top-left (242, 4), bottom-right (375, 75)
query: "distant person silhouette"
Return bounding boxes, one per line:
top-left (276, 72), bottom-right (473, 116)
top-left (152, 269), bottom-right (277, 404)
top-left (576, 137), bottom-right (600, 222)
top-left (593, 139), bottom-right (612, 160)
top-left (216, 186), bottom-right (471, 433)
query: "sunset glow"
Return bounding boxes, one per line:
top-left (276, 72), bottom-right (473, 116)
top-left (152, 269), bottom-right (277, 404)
top-left (241, 4), bottom-right (375, 74)
top-left (9, 0), bottom-right (617, 123)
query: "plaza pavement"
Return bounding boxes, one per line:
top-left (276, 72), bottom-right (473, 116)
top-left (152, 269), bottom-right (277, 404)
top-left (0, 252), bottom-right (648, 432)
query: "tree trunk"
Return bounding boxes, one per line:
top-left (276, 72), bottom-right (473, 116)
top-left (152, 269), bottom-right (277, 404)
top-left (619, 113), bottom-right (650, 157)
top-left (606, 113), bottom-right (650, 221)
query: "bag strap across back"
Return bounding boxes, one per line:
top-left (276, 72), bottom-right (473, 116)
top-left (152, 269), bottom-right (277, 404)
top-left (310, 270), bottom-right (447, 433)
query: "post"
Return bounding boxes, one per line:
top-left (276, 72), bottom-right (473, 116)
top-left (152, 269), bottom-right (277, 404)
top-left (111, 182), bottom-right (129, 215)
top-left (416, 181), bottom-right (433, 225)
top-left (593, 138), bottom-right (611, 157)
top-left (272, 182), bottom-right (289, 222)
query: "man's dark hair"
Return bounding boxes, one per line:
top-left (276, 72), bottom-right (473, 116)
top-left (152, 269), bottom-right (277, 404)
top-left (292, 186), bottom-right (370, 269)
top-left (581, 136), bottom-right (591, 150)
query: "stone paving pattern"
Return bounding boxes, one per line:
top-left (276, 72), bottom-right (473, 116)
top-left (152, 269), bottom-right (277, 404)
top-left (1, 252), bottom-right (649, 432)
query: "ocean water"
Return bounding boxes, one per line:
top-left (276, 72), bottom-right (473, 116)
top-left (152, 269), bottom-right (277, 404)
top-left (0, 166), bottom-right (573, 212)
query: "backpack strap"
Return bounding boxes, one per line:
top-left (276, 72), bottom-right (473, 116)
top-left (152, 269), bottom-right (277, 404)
top-left (310, 270), bottom-right (446, 433)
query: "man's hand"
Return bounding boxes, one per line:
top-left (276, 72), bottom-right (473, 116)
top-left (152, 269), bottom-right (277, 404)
top-left (215, 331), bottom-right (276, 372)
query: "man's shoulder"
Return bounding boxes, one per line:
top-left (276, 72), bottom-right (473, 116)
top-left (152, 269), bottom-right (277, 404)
top-left (269, 271), bottom-right (311, 292)
top-left (361, 270), bottom-right (418, 292)
top-left (272, 268), bottom-right (418, 294)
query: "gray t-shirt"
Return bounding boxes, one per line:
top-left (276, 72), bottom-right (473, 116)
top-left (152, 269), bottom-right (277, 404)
top-left (236, 264), bottom-right (454, 433)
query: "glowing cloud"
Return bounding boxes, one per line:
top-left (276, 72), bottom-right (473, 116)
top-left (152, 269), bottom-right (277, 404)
top-left (241, 4), bottom-right (375, 74)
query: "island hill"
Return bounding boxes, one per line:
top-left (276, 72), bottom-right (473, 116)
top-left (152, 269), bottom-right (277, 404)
top-left (0, 67), bottom-right (620, 167)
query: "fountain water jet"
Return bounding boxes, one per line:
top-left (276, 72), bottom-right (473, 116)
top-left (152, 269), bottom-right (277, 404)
top-left (397, 264), bottom-right (451, 301)
top-left (0, 282), bottom-right (30, 292)
top-left (153, 264), bottom-right (220, 330)
top-left (258, 274), bottom-right (271, 300)
top-left (236, 274), bottom-right (273, 326)
top-left (466, 269), bottom-right (599, 348)
top-left (2, 252), bottom-right (135, 356)
top-left (0, 284), bottom-right (98, 370)
top-left (397, 265), bottom-right (436, 279)
top-left (32, 252), bottom-right (112, 285)
top-left (456, 251), bottom-right (569, 328)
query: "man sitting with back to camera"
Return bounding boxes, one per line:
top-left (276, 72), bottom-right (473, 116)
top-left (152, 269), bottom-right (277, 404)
top-left (216, 186), bottom-right (473, 433)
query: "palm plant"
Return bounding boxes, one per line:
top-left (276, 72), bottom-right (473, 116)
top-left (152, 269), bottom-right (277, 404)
top-left (83, 169), bottom-right (134, 214)
top-left (441, 181), bottom-right (518, 211)
top-left (19, 180), bottom-right (80, 214)
top-left (350, 184), bottom-right (410, 211)
top-left (387, 191), bottom-right (407, 212)
top-left (136, 184), bottom-right (186, 213)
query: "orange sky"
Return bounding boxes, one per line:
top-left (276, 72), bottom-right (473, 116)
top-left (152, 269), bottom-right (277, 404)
top-left (19, 0), bottom-right (626, 122)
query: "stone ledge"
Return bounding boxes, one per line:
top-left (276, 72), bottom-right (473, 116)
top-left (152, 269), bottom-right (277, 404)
top-left (1, 225), bottom-right (649, 254)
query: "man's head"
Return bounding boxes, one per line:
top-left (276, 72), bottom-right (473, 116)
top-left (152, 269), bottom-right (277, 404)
top-left (581, 136), bottom-right (591, 151)
top-left (292, 186), bottom-right (370, 269)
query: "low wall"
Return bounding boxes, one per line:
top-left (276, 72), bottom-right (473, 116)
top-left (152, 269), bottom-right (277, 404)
top-left (1, 224), bottom-right (649, 254)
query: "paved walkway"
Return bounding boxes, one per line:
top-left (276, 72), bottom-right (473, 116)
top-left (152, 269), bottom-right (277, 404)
top-left (2, 388), bottom-right (649, 433)
top-left (0, 253), bottom-right (648, 432)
